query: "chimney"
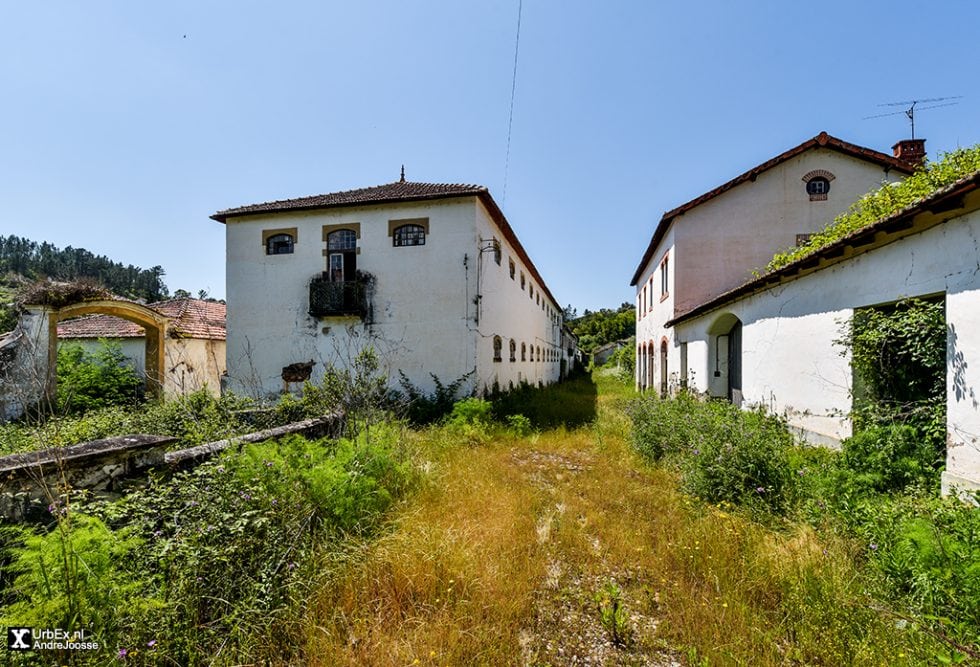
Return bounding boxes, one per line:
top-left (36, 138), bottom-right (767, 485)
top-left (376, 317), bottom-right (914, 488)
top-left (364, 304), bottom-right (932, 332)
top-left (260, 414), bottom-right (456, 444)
top-left (892, 138), bottom-right (927, 167)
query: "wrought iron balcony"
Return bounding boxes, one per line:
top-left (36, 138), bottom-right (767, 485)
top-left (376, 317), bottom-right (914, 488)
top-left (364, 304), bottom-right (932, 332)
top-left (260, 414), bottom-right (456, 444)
top-left (309, 276), bottom-right (367, 317)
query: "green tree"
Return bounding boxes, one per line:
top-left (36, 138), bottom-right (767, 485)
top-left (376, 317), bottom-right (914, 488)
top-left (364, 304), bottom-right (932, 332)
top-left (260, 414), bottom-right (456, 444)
top-left (56, 340), bottom-right (144, 413)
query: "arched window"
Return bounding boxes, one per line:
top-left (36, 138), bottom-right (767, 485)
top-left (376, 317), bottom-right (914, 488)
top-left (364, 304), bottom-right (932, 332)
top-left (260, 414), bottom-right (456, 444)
top-left (537, 346), bottom-right (541, 362)
top-left (393, 224), bottom-right (425, 247)
top-left (521, 342), bottom-right (527, 361)
top-left (509, 339), bottom-right (517, 362)
top-left (493, 336), bottom-right (502, 362)
top-left (802, 170), bottom-right (835, 201)
top-left (327, 229), bottom-right (357, 282)
top-left (266, 233), bottom-right (294, 255)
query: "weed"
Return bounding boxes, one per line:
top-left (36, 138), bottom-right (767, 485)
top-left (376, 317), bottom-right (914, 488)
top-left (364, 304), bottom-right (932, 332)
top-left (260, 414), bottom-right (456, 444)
top-left (594, 580), bottom-right (632, 646)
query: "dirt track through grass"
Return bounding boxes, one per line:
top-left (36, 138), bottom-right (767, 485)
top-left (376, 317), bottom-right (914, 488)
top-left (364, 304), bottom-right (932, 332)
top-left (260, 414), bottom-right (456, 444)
top-left (303, 374), bottom-right (931, 666)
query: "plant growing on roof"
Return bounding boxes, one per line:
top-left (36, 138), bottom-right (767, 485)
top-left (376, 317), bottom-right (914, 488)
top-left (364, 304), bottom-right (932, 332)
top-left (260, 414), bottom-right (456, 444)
top-left (767, 145), bottom-right (980, 272)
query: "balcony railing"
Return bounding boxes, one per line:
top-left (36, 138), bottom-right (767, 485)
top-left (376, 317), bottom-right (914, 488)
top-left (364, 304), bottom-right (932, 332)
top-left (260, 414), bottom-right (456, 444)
top-left (309, 277), bottom-right (367, 317)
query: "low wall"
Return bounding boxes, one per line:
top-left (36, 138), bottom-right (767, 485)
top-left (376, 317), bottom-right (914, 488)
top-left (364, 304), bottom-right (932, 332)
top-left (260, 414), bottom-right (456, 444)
top-left (0, 412), bottom-right (344, 521)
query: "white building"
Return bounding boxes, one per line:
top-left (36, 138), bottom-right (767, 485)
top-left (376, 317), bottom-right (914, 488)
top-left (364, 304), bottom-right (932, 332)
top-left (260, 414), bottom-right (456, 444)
top-left (212, 177), bottom-right (567, 398)
top-left (630, 132), bottom-right (918, 395)
top-left (668, 169), bottom-right (980, 495)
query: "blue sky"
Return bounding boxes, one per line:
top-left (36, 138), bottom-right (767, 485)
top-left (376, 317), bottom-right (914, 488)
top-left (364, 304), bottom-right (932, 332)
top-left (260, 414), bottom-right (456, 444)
top-left (1, 1), bottom-right (977, 312)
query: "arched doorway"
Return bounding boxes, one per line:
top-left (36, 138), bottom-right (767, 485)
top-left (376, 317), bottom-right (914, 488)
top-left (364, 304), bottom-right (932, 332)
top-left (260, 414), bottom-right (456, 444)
top-left (46, 300), bottom-right (169, 401)
top-left (706, 313), bottom-right (743, 405)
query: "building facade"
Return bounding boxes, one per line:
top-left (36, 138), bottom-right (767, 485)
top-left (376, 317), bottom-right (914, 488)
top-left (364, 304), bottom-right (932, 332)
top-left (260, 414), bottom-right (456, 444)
top-left (630, 132), bottom-right (917, 395)
top-left (668, 171), bottom-right (980, 495)
top-left (213, 179), bottom-right (566, 398)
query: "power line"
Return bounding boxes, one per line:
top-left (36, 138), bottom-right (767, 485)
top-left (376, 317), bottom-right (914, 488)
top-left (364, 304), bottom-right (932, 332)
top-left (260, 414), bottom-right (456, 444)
top-left (502, 0), bottom-right (523, 207)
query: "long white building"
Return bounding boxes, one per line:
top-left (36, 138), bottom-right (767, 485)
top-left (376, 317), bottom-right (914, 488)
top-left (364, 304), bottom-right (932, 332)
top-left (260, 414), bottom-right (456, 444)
top-left (212, 177), bottom-right (567, 397)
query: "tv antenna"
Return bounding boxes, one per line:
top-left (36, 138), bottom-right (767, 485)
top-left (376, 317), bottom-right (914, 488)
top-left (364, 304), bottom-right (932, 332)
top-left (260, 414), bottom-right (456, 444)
top-left (864, 96), bottom-right (962, 139)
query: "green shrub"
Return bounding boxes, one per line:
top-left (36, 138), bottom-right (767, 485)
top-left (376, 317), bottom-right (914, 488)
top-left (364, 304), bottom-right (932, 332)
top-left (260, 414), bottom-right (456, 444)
top-left (628, 394), bottom-right (795, 513)
top-left (505, 413), bottom-right (533, 437)
top-left (395, 370), bottom-right (474, 425)
top-left (56, 340), bottom-right (143, 414)
top-left (681, 406), bottom-right (794, 514)
top-left (78, 428), bottom-right (413, 662)
top-left (1, 515), bottom-right (162, 657)
top-left (855, 494), bottom-right (980, 650)
top-left (448, 397), bottom-right (493, 427)
top-left (840, 424), bottom-right (940, 493)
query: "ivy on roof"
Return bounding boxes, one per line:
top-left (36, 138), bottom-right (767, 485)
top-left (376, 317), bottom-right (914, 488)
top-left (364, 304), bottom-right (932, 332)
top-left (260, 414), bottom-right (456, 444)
top-left (766, 145), bottom-right (980, 273)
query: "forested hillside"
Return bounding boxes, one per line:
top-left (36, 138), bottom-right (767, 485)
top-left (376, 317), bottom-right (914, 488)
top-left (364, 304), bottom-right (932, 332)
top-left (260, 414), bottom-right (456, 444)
top-left (0, 235), bottom-right (170, 332)
top-left (567, 302), bottom-right (635, 352)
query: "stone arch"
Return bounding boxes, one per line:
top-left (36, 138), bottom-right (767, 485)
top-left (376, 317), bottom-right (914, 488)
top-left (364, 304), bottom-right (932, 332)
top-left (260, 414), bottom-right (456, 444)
top-left (46, 300), bottom-right (169, 400)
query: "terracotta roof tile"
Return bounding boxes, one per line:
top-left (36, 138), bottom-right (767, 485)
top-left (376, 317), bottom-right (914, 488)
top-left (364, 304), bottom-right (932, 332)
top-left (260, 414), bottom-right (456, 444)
top-left (630, 132), bottom-right (917, 285)
top-left (58, 299), bottom-right (226, 341)
top-left (211, 181), bottom-right (487, 222)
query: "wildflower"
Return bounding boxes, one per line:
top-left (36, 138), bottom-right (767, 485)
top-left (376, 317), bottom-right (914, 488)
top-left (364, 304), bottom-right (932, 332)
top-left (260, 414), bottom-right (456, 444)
top-left (693, 448), bottom-right (700, 455)
top-left (264, 460), bottom-right (274, 467)
top-left (798, 469), bottom-right (805, 476)
top-left (755, 486), bottom-right (765, 493)
top-left (870, 543), bottom-right (878, 551)
top-left (147, 640), bottom-right (157, 648)
top-left (117, 648), bottom-right (128, 658)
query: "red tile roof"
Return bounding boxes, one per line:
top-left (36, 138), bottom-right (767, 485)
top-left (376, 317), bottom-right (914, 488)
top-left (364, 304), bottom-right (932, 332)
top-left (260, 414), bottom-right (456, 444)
top-left (212, 180), bottom-right (563, 310)
top-left (57, 299), bottom-right (226, 340)
top-left (210, 181), bottom-right (488, 222)
top-left (629, 132), bottom-right (917, 286)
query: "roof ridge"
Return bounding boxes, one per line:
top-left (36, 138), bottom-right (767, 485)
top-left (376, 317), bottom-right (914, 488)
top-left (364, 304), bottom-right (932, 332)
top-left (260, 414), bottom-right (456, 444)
top-left (629, 132), bottom-right (917, 285)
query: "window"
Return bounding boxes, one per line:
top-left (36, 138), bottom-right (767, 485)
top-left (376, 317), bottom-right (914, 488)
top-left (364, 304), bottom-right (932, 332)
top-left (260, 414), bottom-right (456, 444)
top-left (509, 258), bottom-right (515, 279)
top-left (393, 224), bottom-right (425, 247)
top-left (493, 336), bottom-right (502, 362)
top-left (520, 272), bottom-right (526, 290)
top-left (493, 238), bottom-right (501, 265)
top-left (642, 286), bottom-right (647, 316)
top-left (802, 170), bottom-right (835, 201)
top-left (806, 177), bottom-right (830, 196)
top-left (521, 342), bottom-right (527, 361)
top-left (509, 339), bottom-right (516, 362)
top-left (265, 233), bottom-right (294, 255)
top-left (537, 346), bottom-right (541, 362)
top-left (327, 229), bottom-right (357, 282)
top-left (660, 255), bottom-right (669, 298)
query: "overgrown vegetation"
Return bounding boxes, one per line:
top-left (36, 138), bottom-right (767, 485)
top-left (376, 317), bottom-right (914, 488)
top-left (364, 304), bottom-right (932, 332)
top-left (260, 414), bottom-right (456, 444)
top-left (56, 340), bottom-right (144, 414)
top-left (567, 302), bottom-right (634, 352)
top-left (767, 144), bottom-right (980, 271)
top-left (628, 386), bottom-right (978, 659)
top-left (1, 428), bottom-right (414, 664)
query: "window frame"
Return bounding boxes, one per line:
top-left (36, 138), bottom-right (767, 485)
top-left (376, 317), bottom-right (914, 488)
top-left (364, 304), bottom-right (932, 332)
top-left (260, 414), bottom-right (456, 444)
top-left (392, 223), bottom-right (426, 247)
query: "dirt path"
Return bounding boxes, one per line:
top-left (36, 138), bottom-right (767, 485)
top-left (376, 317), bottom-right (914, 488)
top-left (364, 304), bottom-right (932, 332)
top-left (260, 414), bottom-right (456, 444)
top-left (510, 446), bottom-right (681, 666)
top-left (305, 381), bottom-right (686, 665)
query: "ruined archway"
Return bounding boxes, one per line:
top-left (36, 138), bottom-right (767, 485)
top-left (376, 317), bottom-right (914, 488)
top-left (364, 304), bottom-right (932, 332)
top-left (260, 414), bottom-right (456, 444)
top-left (46, 300), bottom-right (169, 401)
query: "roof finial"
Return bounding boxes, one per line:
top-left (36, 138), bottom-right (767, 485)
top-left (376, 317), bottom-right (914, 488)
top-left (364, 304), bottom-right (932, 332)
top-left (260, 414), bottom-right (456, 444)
top-left (400, 165), bottom-right (405, 182)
